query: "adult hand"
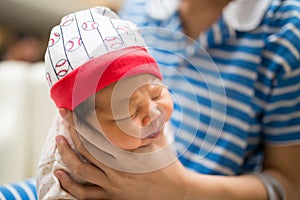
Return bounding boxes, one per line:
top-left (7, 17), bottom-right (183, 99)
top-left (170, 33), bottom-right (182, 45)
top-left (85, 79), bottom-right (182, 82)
top-left (55, 108), bottom-right (189, 200)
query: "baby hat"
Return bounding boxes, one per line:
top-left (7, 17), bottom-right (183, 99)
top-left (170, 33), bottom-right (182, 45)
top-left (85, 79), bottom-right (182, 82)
top-left (45, 6), bottom-right (162, 110)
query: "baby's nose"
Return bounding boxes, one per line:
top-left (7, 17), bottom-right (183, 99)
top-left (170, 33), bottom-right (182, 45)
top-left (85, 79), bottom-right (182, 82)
top-left (142, 106), bottom-right (161, 126)
top-left (149, 106), bottom-right (161, 119)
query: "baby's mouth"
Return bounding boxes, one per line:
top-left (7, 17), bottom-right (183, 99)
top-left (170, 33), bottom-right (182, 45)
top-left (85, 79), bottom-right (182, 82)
top-left (144, 122), bottom-right (164, 139)
top-left (147, 130), bottom-right (161, 138)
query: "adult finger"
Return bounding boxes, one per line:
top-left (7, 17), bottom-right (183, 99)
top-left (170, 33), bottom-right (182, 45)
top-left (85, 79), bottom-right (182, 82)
top-left (59, 108), bottom-right (75, 127)
top-left (55, 135), bottom-right (108, 186)
top-left (55, 170), bottom-right (107, 200)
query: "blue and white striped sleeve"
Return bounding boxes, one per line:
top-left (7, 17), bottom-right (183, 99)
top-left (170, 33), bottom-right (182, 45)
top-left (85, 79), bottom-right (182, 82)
top-left (0, 178), bottom-right (37, 200)
top-left (263, 68), bottom-right (300, 145)
top-left (262, 9), bottom-right (300, 145)
top-left (118, 0), bottom-right (148, 25)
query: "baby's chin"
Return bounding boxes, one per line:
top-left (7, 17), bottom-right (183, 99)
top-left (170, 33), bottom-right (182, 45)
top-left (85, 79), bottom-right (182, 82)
top-left (129, 133), bottom-right (169, 153)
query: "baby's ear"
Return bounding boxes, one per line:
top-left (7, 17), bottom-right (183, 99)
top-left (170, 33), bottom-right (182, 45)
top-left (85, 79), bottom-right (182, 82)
top-left (59, 108), bottom-right (75, 127)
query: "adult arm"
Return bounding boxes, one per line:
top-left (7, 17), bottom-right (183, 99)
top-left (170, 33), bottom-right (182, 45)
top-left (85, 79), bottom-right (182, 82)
top-left (55, 110), bottom-right (300, 200)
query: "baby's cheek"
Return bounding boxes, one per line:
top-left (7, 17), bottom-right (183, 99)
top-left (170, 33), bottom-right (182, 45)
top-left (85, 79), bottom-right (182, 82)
top-left (114, 135), bottom-right (144, 150)
top-left (101, 124), bottom-right (143, 150)
top-left (163, 97), bottom-right (174, 119)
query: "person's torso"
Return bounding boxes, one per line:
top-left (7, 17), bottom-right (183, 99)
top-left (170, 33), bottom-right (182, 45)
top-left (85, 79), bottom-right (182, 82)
top-left (119, 0), bottom-right (300, 175)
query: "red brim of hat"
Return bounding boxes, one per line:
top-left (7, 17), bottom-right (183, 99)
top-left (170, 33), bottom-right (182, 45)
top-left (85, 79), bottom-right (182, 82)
top-left (50, 46), bottom-right (162, 110)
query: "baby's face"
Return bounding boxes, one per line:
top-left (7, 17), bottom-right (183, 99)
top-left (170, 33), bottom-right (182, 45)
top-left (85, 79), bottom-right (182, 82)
top-left (94, 74), bottom-right (173, 150)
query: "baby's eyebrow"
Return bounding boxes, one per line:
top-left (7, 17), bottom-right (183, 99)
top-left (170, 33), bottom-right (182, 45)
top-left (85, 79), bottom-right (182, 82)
top-left (119, 95), bottom-right (138, 105)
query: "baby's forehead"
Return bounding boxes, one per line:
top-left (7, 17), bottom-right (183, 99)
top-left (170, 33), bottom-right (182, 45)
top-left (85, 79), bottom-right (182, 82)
top-left (95, 74), bottom-right (162, 105)
top-left (100, 74), bottom-right (160, 92)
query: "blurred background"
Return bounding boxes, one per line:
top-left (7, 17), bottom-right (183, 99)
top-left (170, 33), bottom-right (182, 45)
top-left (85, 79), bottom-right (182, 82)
top-left (0, 0), bottom-right (123, 184)
top-left (0, 0), bottom-right (123, 62)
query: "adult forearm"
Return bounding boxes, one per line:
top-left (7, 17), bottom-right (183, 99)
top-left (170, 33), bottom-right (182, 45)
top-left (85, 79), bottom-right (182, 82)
top-left (182, 171), bottom-right (268, 200)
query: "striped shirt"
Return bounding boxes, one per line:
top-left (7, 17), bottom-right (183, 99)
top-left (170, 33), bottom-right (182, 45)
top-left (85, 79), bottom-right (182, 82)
top-left (0, 178), bottom-right (37, 200)
top-left (120, 0), bottom-right (300, 175)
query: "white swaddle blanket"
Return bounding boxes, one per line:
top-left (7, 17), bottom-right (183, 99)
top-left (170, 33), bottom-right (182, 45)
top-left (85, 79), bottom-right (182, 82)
top-left (36, 112), bottom-right (176, 199)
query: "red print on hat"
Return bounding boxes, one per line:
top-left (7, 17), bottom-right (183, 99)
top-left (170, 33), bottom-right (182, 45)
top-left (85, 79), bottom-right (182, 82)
top-left (61, 15), bottom-right (74, 26)
top-left (117, 25), bottom-right (134, 35)
top-left (66, 37), bottom-right (82, 52)
top-left (82, 21), bottom-right (99, 31)
top-left (104, 36), bottom-right (124, 49)
top-left (55, 59), bottom-right (71, 78)
top-left (48, 32), bottom-right (60, 47)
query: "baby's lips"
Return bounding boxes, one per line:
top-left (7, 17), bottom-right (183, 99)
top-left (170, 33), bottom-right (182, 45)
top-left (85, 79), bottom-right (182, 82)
top-left (142, 112), bottom-right (166, 138)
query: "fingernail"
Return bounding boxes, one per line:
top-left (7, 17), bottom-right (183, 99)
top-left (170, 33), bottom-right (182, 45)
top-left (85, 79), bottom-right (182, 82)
top-left (56, 135), bottom-right (64, 144)
top-left (55, 170), bottom-right (63, 179)
top-left (55, 171), bottom-right (60, 178)
top-left (59, 108), bottom-right (68, 117)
